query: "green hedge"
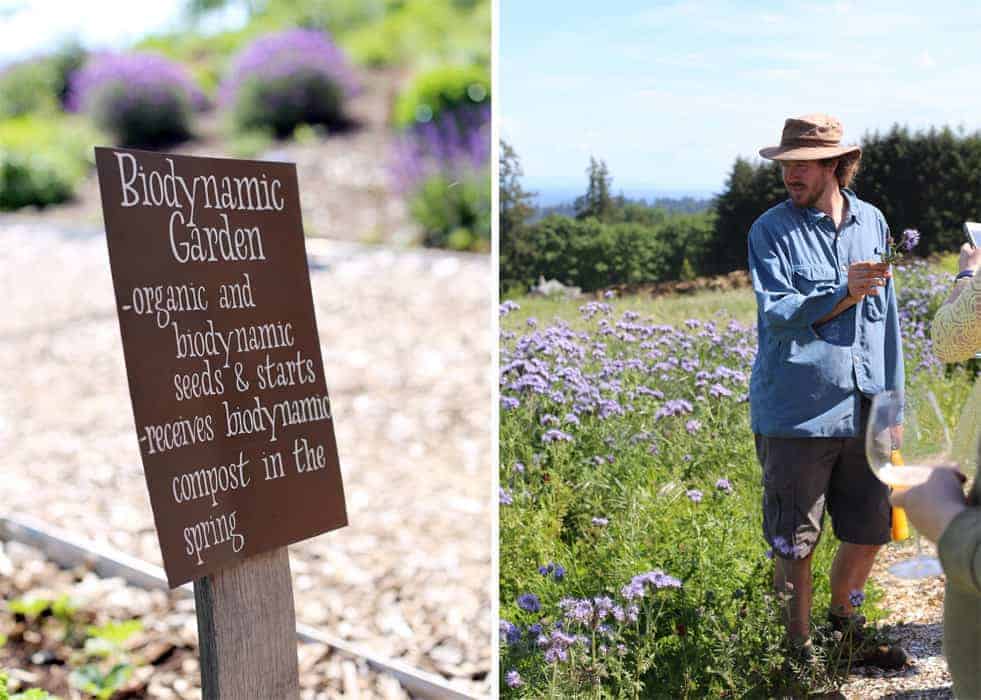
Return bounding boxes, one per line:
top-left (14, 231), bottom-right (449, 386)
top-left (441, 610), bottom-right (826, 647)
top-left (502, 212), bottom-right (716, 293)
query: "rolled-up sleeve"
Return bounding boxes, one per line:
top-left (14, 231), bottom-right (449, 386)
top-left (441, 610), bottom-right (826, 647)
top-left (748, 221), bottom-right (849, 331)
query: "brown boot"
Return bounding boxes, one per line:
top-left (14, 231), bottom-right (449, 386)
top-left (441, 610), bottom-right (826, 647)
top-left (827, 612), bottom-right (910, 670)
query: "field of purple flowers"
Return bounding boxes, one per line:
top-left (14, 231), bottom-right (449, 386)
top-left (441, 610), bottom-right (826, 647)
top-left (499, 258), bottom-right (975, 698)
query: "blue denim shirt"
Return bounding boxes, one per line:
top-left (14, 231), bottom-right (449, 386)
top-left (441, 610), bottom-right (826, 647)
top-left (748, 189), bottom-right (904, 437)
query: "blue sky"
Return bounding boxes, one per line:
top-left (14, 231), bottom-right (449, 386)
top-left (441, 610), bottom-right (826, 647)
top-left (501, 1), bottom-right (981, 197)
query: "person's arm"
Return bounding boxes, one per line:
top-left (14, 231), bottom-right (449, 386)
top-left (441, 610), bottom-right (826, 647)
top-left (931, 244), bottom-right (981, 363)
top-left (814, 295), bottom-right (860, 325)
top-left (938, 506), bottom-right (981, 593)
top-left (748, 222), bottom-right (850, 331)
top-left (891, 469), bottom-right (971, 587)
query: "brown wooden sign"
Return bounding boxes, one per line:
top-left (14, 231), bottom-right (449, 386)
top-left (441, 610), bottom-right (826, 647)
top-left (95, 147), bottom-right (347, 587)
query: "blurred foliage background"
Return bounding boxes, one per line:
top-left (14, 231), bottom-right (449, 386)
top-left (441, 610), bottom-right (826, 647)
top-left (0, 0), bottom-right (490, 252)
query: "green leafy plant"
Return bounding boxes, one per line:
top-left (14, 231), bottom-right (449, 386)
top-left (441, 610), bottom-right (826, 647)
top-left (0, 671), bottom-right (62, 700)
top-left (69, 664), bottom-right (132, 700)
top-left (7, 597), bottom-right (53, 621)
top-left (409, 172), bottom-right (490, 251)
top-left (83, 620), bottom-right (143, 659)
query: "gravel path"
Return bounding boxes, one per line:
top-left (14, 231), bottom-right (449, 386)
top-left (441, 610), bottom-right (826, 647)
top-left (839, 539), bottom-right (953, 699)
top-left (0, 221), bottom-right (492, 697)
top-left (0, 539), bottom-right (413, 699)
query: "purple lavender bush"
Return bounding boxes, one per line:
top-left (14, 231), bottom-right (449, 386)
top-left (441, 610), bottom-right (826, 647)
top-left (390, 102), bottom-right (490, 251)
top-left (220, 29), bottom-right (358, 137)
top-left (67, 52), bottom-right (203, 147)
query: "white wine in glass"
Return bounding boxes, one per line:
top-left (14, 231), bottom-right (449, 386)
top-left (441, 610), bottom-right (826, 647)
top-left (866, 389), bottom-right (954, 579)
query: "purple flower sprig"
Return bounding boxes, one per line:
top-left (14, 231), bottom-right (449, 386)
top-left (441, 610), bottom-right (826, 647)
top-left (880, 228), bottom-right (920, 265)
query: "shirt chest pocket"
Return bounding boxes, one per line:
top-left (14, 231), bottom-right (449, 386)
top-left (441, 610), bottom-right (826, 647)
top-left (791, 264), bottom-right (836, 295)
top-left (863, 283), bottom-right (887, 321)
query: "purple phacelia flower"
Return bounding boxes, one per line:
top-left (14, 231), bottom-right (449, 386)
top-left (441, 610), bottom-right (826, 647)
top-left (500, 619), bottom-right (521, 646)
top-left (900, 228), bottom-right (920, 252)
top-left (500, 300), bottom-right (520, 315)
top-left (715, 478), bottom-right (733, 494)
top-left (517, 593), bottom-right (540, 613)
top-left (655, 399), bottom-right (694, 420)
top-left (505, 670), bottom-right (523, 688)
top-left (499, 487), bottom-right (513, 506)
top-left (622, 569), bottom-right (682, 599)
top-left (709, 383), bottom-right (734, 398)
top-left (541, 429), bottom-right (574, 444)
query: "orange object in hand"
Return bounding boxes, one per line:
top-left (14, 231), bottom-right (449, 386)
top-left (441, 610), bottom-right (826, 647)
top-left (890, 449), bottom-right (910, 541)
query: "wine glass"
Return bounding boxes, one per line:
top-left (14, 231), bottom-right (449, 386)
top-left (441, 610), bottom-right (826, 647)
top-left (866, 389), bottom-right (954, 579)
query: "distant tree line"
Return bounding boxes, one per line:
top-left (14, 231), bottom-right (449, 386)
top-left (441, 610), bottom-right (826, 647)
top-left (501, 125), bottom-right (981, 292)
top-left (536, 195), bottom-right (710, 222)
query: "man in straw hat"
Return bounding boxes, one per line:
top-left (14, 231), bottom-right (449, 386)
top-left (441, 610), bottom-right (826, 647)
top-left (748, 114), bottom-right (907, 668)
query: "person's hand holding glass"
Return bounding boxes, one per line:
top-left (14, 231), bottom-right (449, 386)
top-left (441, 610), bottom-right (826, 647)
top-left (866, 390), bottom-right (970, 579)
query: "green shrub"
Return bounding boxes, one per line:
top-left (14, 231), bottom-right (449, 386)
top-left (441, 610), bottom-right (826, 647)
top-left (0, 61), bottom-right (60, 119)
top-left (409, 171), bottom-right (490, 251)
top-left (0, 42), bottom-right (85, 118)
top-left (393, 63), bottom-right (489, 130)
top-left (0, 116), bottom-right (100, 210)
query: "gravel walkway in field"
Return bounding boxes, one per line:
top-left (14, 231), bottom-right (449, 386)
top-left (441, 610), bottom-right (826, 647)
top-left (840, 539), bottom-right (952, 699)
top-left (0, 221), bottom-right (492, 697)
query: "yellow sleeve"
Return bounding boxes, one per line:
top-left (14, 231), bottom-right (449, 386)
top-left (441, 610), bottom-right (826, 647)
top-left (931, 275), bottom-right (981, 363)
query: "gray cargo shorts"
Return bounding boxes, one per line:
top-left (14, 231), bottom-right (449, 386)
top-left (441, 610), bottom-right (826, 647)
top-left (755, 399), bottom-right (891, 560)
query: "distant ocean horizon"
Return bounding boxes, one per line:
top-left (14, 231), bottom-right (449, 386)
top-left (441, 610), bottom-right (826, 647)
top-left (522, 176), bottom-right (720, 208)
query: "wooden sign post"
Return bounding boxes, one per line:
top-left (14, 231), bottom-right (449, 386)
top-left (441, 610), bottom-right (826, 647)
top-left (95, 147), bottom-right (348, 698)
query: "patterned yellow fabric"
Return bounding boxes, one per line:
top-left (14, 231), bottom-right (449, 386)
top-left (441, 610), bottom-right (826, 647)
top-left (933, 272), bottom-right (981, 700)
top-left (931, 274), bottom-right (981, 362)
